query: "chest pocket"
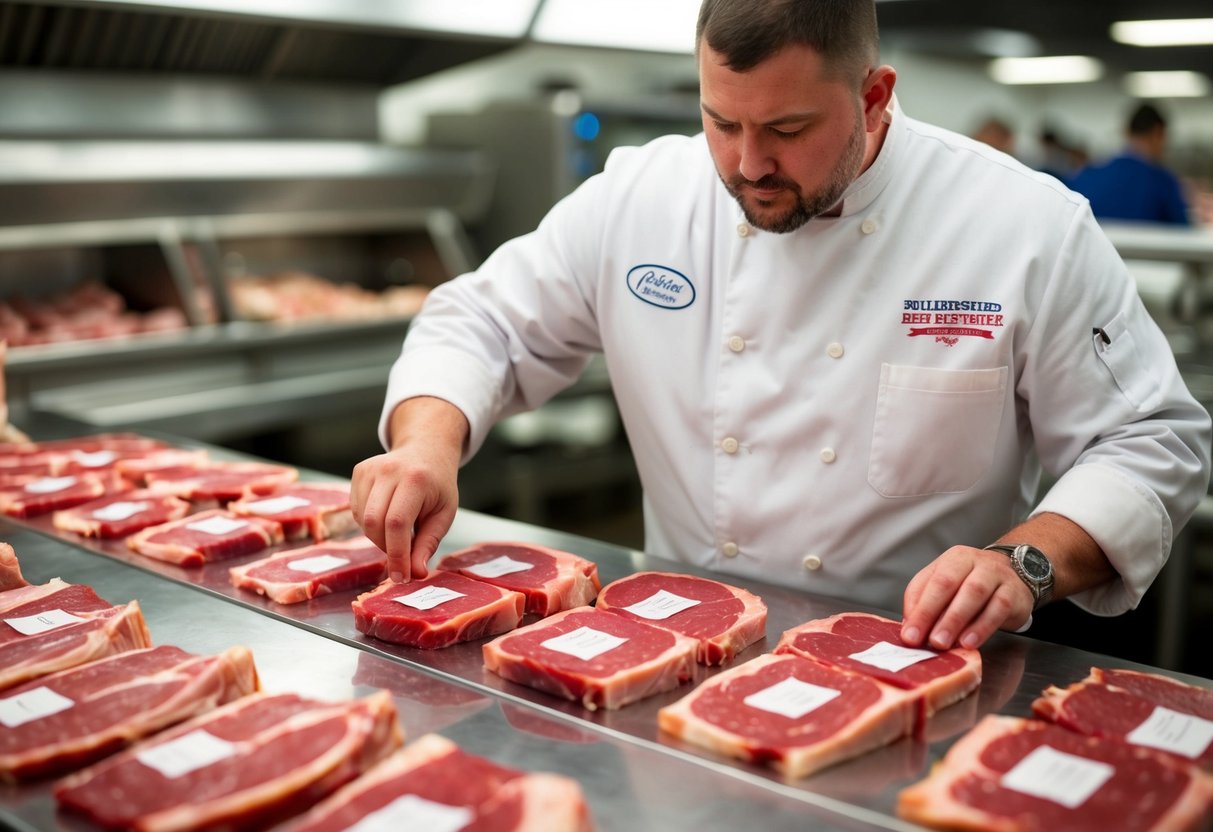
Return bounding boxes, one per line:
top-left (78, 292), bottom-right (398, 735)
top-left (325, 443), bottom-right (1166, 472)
top-left (868, 364), bottom-right (1008, 498)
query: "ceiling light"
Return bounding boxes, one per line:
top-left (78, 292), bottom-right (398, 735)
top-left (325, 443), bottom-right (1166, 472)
top-left (1124, 71), bottom-right (1211, 98)
top-left (988, 56), bottom-right (1103, 85)
top-left (1111, 19), bottom-right (1213, 47)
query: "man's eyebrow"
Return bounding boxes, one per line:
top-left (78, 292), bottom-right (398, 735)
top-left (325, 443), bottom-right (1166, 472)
top-left (700, 103), bottom-right (816, 126)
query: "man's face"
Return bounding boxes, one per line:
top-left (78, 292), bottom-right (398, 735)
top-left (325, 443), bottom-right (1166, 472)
top-left (699, 42), bottom-right (870, 233)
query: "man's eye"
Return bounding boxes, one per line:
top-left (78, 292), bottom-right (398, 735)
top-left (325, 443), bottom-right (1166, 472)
top-left (713, 121), bottom-right (738, 133)
top-left (772, 127), bottom-right (804, 138)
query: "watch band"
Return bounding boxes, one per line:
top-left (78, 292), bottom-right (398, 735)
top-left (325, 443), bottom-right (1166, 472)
top-left (983, 543), bottom-right (1054, 610)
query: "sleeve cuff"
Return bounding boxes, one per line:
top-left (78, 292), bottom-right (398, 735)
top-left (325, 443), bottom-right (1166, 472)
top-left (1031, 462), bottom-right (1170, 616)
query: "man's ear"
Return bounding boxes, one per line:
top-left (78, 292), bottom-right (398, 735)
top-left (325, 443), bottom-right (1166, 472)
top-left (861, 65), bottom-right (897, 132)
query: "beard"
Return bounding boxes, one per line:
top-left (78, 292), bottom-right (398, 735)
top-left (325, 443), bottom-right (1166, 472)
top-left (722, 113), bottom-right (867, 234)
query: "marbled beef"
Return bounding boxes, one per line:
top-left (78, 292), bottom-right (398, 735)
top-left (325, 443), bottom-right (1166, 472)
top-left (126, 508), bottom-right (284, 567)
top-left (52, 489), bottom-right (191, 539)
top-left (437, 540), bottom-right (601, 616)
top-left (353, 571), bottom-right (525, 649)
top-left (143, 460), bottom-right (298, 505)
top-left (231, 536), bottom-right (386, 604)
top-left (0, 473), bottom-right (110, 518)
top-left (227, 482), bottom-right (355, 541)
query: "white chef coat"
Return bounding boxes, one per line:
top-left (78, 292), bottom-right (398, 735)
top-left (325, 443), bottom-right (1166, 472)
top-left (381, 100), bottom-right (1211, 617)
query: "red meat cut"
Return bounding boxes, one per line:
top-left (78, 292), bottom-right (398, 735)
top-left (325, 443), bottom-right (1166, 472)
top-left (230, 536), bottom-right (387, 604)
top-left (282, 733), bottom-right (593, 832)
top-left (0, 644), bottom-right (259, 782)
top-left (1, 579), bottom-right (151, 690)
top-left (594, 571), bottom-right (766, 665)
top-left (0, 473), bottom-right (110, 518)
top-left (227, 482), bottom-right (355, 541)
top-left (436, 540), bottom-right (601, 616)
top-left (115, 449), bottom-right (211, 485)
top-left (658, 652), bottom-right (919, 779)
top-left (897, 714), bottom-right (1213, 831)
top-left (483, 606), bottom-right (698, 710)
top-left (0, 541), bottom-right (25, 591)
top-left (37, 433), bottom-right (169, 455)
top-left (776, 611), bottom-right (981, 726)
top-left (1033, 667), bottom-right (1213, 770)
top-left (126, 508), bottom-right (284, 567)
top-left (143, 460), bottom-right (298, 504)
top-left (353, 571), bottom-right (524, 649)
top-left (52, 489), bottom-right (191, 539)
top-left (55, 690), bottom-right (403, 832)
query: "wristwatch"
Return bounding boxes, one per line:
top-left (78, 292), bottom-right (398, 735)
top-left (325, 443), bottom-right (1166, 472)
top-left (983, 543), bottom-right (1055, 610)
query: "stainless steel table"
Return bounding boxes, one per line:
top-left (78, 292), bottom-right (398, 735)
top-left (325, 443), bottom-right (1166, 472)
top-left (2, 442), bottom-right (1209, 831)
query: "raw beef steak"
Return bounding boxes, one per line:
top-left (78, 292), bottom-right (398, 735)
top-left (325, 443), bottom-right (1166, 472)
top-left (283, 733), bottom-right (593, 832)
top-left (897, 714), bottom-right (1213, 831)
top-left (230, 536), bottom-right (387, 604)
top-left (143, 460), bottom-right (298, 504)
top-left (126, 509), bottom-right (284, 567)
top-left (227, 482), bottom-right (355, 541)
top-left (595, 571), bottom-right (766, 665)
top-left (0, 541), bottom-right (25, 591)
top-left (55, 690), bottom-right (402, 832)
top-left (38, 433), bottom-right (168, 455)
top-left (658, 652), bottom-right (919, 779)
top-left (0, 473), bottom-right (110, 518)
top-left (353, 571), bottom-right (524, 649)
top-left (1033, 667), bottom-right (1213, 770)
top-left (1, 579), bottom-right (151, 690)
top-left (483, 606), bottom-right (698, 710)
top-left (52, 490), bottom-right (191, 539)
top-left (436, 540), bottom-right (601, 616)
top-left (776, 611), bottom-right (980, 723)
top-left (115, 449), bottom-right (211, 485)
top-left (0, 644), bottom-right (258, 781)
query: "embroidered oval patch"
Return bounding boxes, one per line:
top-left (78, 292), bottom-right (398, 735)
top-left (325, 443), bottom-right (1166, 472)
top-left (626, 264), bottom-right (695, 310)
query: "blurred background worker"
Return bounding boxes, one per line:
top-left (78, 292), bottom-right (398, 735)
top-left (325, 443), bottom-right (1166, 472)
top-left (1069, 102), bottom-right (1192, 226)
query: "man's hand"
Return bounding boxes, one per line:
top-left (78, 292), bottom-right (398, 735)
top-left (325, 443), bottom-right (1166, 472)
top-left (350, 397), bottom-right (468, 583)
top-left (899, 545), bottom-right (1034, 651)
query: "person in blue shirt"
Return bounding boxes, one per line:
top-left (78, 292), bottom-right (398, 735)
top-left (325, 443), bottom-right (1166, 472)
top-left (1069, 103), bottom-right (1191, 225)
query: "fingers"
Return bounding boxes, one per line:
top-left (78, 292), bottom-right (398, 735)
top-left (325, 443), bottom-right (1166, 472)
top-left (411, 506), bottom-right (457, 581)
top-left (902, 548), bottom-right (1033, 651)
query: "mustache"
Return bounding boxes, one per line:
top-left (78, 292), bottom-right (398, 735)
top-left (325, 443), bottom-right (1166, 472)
top-left (729, 173), bottom-right (799, 192)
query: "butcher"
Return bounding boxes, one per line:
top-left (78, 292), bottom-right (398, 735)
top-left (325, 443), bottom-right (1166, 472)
top-left (351, 0), bottom-right (1210, 653)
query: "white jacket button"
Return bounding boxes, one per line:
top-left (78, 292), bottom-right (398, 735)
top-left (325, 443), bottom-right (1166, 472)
top-left (861, 218), bottom-right (878, 234)
top-left (722, 542), bottom-right (739, 558)
top-left (737, 223), bottom-right (751, 237)
top-left (803, 554), bottom-right (823, 571)
top-left (820, 448), bottom-right (836, 464)
top-left (721, 436), bottom-right (740, 454)
top-left (727, 335), bottom-right (746, 353)
top-left (826, 342), bottom-right (844, 358)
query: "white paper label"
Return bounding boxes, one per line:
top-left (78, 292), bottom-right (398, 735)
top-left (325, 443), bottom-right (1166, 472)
top-left (288, 554), bottom-right (351, 575)
top-left (136, 729), bottom-right (239, 779)
top-left (25, 476), bottom-right (77, 494)
top-left (623, 589), bottom-right (701, 621)
top-left (464, 555), bottom-right (534, 578)
top-left (5, 608), bottom-right (86, 635)
top-left (394, 585), bottom-right (465, 611)
top-left (243, 495), bottom-right (311, 515)
top-left (72, 450), bottom-right (117, 468)
top-left (347, 794), bottom-right (473, 832)
top-left (0, 686), bottom-right (75, 727)
top-left (1126, 706), bottom-right (1213, 759)
top-left (92, 501), bottom-right (151, 522)
top-left (744, 677), bottom-right (842, 719)
top-left (848, 641), bottom-right (939, 672)
top-left (1001, 745), bottom-right (1115, 809)
top-left (541, 626), bottom-right (627, 661)
top-left (185, 516), bottom-right (249, 536)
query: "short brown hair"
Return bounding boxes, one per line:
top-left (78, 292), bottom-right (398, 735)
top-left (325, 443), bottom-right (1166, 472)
top-left (696, 0), bottom-right (879, 84)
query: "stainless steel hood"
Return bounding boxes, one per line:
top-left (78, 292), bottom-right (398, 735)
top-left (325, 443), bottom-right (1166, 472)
top-left (0, 0), bottom-right (535, 84)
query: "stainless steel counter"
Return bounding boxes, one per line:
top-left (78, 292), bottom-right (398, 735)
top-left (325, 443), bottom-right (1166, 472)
top-left (1, 455), bottom-right (1210, 831)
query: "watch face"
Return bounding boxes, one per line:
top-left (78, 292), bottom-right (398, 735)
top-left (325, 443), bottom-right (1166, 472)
top-left (1020, 548), bottom-right (1052, 581)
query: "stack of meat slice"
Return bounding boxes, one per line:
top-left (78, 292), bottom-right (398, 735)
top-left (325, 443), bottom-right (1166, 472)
top-left (283, 733), bottom-right (593, 832)
top-left (143, 460), bottom-right (298, 505)
top-left (898, 714), bottom-right (1213, 831)
top-left (126, 508), bottom-right (284, 567)
top-left (483, 606), bottom-right (699, 710)
top-left (52, 489), bottom-right (191, 539)
top-left (0, 541), bottom-right (25, 591)
top-left (353, 572), bottom-right (525, 649)
top-left (1, 579), bottom-right (151, 690)
top-left (436, 540), bottom-right (601, 616)
top-left (0, 644), bottom-right (259, 781)
top-left (55, 690), bottom-right (402, 832)
top-left (230, 536), bottom-right (387, 604)
top-left (658, 652), bottom-right (920, 779)
top-left (595, 571), bottom-right (766, 665)
top-left (0, 472), bottom-right (114, 518)
top-left (1033, 666), bottom-right (1213, 770)
top-left (227, 482), bottom-right (355, 541)
top-left (775, 611), bottom-right (982, 727)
